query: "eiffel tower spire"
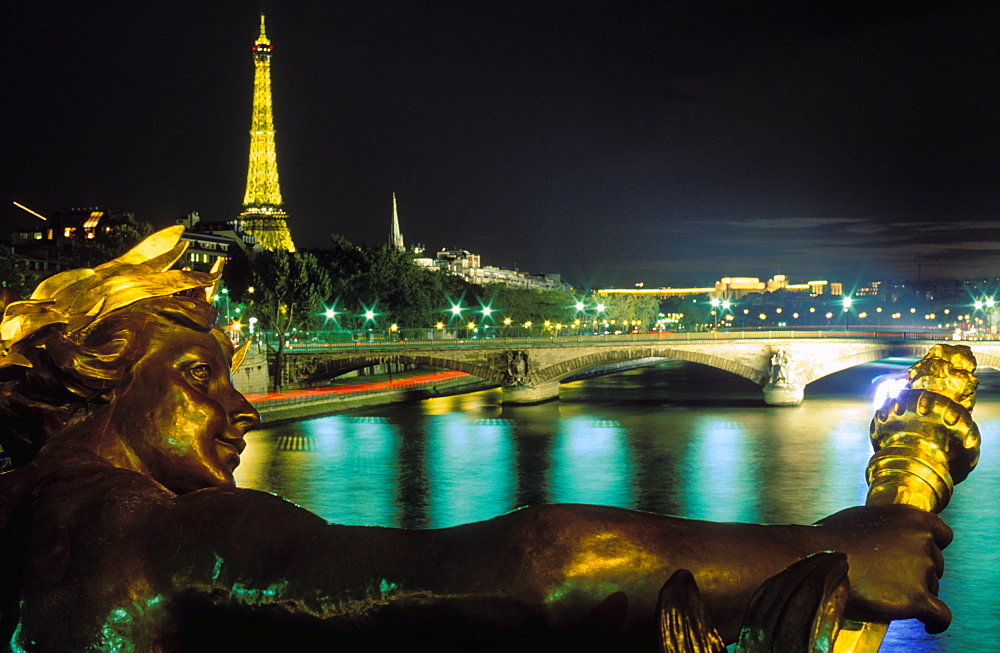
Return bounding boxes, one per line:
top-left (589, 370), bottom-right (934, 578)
top-left (238, 14), bottom-right (295, 252)
top-left (389, 193), bottom-right (404, 251)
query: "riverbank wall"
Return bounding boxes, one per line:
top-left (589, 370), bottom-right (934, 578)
top-left (249, 375), bottom-right (495, 425)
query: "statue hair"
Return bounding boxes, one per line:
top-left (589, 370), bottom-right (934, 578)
top-left (0, 296), bottom-right (222, 469)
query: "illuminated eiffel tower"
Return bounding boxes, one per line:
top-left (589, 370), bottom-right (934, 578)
top-left (238, 14), bottom-right (295, 252)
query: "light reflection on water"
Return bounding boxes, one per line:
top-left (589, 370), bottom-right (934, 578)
top-left (236, 361), bottom-right (999, 652)
top-left (426, 415), bottom-right (517, 527)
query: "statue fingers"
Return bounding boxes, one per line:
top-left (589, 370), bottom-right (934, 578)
top-left (917, 594), bottom-right (952, 635)
top-left (925, 565), bottom-right (939, 596)
top-left (928, 513), bottom-right (953, 550)
top-left (927, 537), bottom-right (945, 580)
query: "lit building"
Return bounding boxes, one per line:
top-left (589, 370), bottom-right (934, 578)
top-left (807, 281), bottom-right (829, 295)
top-left (388, 201), bottom-right (566, 290)
top-left (174, 212), bottom-right (258, 272)
top-left (414, 248), bottom-right (570, 290)
top-left (10, 208), bottom-right (138, 277)
top-left (855, 281), bottom-right (882, 297)
top-left (599, 275), bottom-right (837, 300)
top-left (11, 208), bottom-right (129, 245)
top-left (716, 277), bottom-right (766, 298)
top-left (236, 15), bottom-right (295, 252)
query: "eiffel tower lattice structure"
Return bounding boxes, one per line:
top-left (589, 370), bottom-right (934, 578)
top-left (237, 14), bottom-right (295, 252)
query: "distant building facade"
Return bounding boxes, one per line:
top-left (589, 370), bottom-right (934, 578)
top-left (10, 208), bottom-right (138, 278)
top-left (174, 212), bottom-right (260, 273)
top-left (598, 275), bottom-right (838, 300)
top-left (414, 247), bottom-right (571, 291)
top-left (715, 275), bottom-right (834, 299)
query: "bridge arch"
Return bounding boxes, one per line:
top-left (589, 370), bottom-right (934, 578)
top-left (795, 345), bottom-right (895, 385)
top-left (538, 347), bottom-right (768, 387)
top-left (285, 353), bottom-right (506, 388)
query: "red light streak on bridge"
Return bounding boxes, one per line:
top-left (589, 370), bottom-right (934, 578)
top-left (243, 370), bottom-right (470, 404)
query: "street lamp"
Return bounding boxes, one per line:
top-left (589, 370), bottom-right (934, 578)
top-left (974, 297), bottom-right (996, 335)
top-left (718, 300), bottom-right (732, 331)
top-left (478, 303), bottom-right (498, 333)
top-left (710, 298), bottom-right (720, 330)
top-left (594, 303), bottom-right (606, 334)
top-left (843, 296), bottom-right (853, 330)
top-left (360, 304), bottom-right (378, 340)
top-left (446, 300), bottom-right (466, 337)
top-left (321, 301), bottom-right (341, 343)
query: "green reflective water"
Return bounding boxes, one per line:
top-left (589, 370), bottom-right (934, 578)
top-left (237, 361), bottom-right (999, 652)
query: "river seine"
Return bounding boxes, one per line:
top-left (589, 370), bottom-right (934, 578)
top-left (235, 360), bottom-right (998, 651)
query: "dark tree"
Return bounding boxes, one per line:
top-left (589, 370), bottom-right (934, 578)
top-left (236, 250), bottom-right (331, 392)
top-left (480, 285), bottom-right (579, 327)
top-left (62, 214), bottom-right (154, 269)
top-left (315, 236), bottom-right (475, 333)
top-left (0, 244), bottom-right (32, 307)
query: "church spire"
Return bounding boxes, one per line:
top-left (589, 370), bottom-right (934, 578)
top-left (389, 193), bottom-right (404, 251)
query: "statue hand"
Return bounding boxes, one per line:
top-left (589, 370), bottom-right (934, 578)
top-left (813, 505), bottom-right (952, 633)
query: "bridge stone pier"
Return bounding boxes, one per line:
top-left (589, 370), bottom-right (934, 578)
top-left (281, 337), bottom-right (1000, 407)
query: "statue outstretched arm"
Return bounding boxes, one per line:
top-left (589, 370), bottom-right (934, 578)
top-left (12, 464), bottom-right (949, 649)
top-left (145, 488), bottom-right (948, 645)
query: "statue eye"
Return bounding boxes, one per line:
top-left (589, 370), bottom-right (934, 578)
top-left (190, 364), bottom-right (212, 382)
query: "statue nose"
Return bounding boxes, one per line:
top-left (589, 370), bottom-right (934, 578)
top-left (228, 394), bottom-right (261, 433)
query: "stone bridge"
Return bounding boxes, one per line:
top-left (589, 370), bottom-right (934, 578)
top-left (279, 335), bottom-right (1000, 406)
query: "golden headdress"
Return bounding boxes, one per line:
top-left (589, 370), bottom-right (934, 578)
top-left (0, 226), bottom-right (250, 372)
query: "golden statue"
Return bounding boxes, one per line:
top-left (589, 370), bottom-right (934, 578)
top-left (0, 228), bottom-right (971, 651)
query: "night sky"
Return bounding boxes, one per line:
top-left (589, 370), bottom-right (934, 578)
top-left (5, 1), bottom-right (997, 289)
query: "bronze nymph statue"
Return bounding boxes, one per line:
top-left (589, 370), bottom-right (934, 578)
top-left (0, 228), bottom-right (962, 651)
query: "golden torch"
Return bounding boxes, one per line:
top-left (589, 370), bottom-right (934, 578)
top-left (833, 344), bottom-right (981, 652)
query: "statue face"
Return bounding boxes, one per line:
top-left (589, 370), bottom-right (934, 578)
top-left (107, 319), bottom-right (260, 494)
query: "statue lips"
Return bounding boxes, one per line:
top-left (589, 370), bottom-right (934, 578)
top-left (215, 407), bottom-right (251, 472)
top-left (215, 435), bottom-right (245, 473)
